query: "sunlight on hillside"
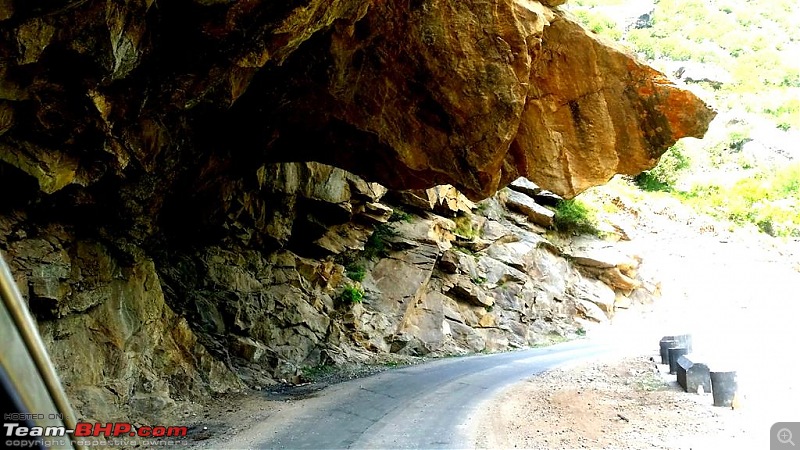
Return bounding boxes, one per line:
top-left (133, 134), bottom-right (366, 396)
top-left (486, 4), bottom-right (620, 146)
top-left (565, 3), bottom-right (800, 425)
top-left (566, 0), bottom-right (800, 238)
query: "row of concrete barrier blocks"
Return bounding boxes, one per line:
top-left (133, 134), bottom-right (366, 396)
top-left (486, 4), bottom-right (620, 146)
top-left (659, 335), bottom-right (739, 408)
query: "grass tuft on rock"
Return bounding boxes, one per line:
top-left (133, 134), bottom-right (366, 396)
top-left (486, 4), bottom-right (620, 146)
top-left (364, 224), bottom-right (396, 260)
top-left (345, 263), bottom-right (365, 282)
top-left (340, 284), bottom-right (364, 304)
top-left (553, 199), bottom-right (599, 236)
top-left (389, 208), bottom-right (412, 223)
top-left (454, 215), bottom-right (479, 239)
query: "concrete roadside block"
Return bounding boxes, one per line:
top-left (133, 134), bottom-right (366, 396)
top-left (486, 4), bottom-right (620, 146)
top-left (668, 347), bottom-right (688, 375)
top-left (710, 371), bottom-right (738, 407)
top-left (659, 337), bottom-right (678, 364)
top-left (676, 355), bottom-right (711, 393)
top-left (659, 334), bottom-right (692, 364)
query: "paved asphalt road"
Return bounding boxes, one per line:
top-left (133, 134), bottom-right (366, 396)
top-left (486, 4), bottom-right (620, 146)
top-left (224, 339), bottom-right (617, 449)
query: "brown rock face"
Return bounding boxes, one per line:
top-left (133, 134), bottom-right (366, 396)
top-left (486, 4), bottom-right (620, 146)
top-left (0, 0), bottom-right (712, 208)
top-left (501, 16), bottom-right (716, 197)
top-left (1, 0), bottom-right (702, 425)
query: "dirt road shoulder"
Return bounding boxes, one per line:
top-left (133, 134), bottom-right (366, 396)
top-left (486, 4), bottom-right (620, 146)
top-left (472, 355), bottom-right (761, 449)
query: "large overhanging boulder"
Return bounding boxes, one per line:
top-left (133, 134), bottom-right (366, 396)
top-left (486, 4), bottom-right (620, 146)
top-left (0, 0), bottom-right (714, 225)
top-left (500, 15), bottom-right (715, 197)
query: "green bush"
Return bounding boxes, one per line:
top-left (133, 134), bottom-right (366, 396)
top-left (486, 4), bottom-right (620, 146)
top-left (756, 218), bottom-right (776, 236)
top-left (345, 263), bottom-right (365, 282)
top-left (679, 162), bottom-right (800, 237)
top-left (340, 284), bottom-right (364, 304)
top-left (389, 208), bottom-right (412, 223)
top-left (626, 30), bottom-right (657, 60)
top-left (634, 172), bottom-right (672, 192)
top-left (634, 143), bottom-right (690, 191)
top-left (553, 199), bottom-right (598, 235)
top-left (454, 215), bottom-right (479, 239)
top-left (364, 224), bottom-right (395, 260)
top-left (572, 10), bottom-right (623, 41)
top-left (472, 276), bottom-right (487, 285)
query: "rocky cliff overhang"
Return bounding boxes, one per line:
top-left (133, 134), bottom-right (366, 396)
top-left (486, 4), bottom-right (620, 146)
top-left (0, 0), bottom-right (714, 214)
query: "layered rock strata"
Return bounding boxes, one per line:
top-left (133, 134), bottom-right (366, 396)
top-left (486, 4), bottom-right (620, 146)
top-left (0, 0), bottom-right (707, 425)
top-left (2, 164), bottom-right (656, 424)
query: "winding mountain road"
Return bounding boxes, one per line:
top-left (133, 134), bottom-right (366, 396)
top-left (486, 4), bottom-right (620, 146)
top-left (214, 340), bottom-right (621, 449)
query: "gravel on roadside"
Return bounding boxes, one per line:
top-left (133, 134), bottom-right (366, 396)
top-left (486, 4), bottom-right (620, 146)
top-left (473, 355), bottom-right (762, 449)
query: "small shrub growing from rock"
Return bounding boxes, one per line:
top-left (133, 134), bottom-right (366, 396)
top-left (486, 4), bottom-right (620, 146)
top-left (340, 284), bottom-right (364, 304)
top-left (389, 208), bottom-right (412, 222)
top-left (553, 199), bottom-right (599, 235)
top-left (472, 276), bottom-right (487, 285)
top-left (454, 215), bottom-right (479, 239)
top-left (453, 245), bottom-right (478, 256)
top-left (634, 143), bottom-right (690, 192)
top-left (364, 224), bottom-right (395, 260)
top-left (345, 263), bottom-right (366, 282)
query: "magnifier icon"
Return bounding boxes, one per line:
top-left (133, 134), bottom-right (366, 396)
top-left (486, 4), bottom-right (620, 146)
top-left (778, 428), bottom-right (796, 446)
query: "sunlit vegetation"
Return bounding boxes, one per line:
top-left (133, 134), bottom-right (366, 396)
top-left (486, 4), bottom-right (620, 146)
top-left (569, 0), bottom-right (800, 129)
top-left (567, 0), bottom-right (800, 238)
top-left (553, 199), bottom-right (600, 236)
top-left (454, 215), bottom-right (480, 239)
top-left (679, 163), bottom-right (800, 237)
top-left (634, 142), bottom-right (691, 192)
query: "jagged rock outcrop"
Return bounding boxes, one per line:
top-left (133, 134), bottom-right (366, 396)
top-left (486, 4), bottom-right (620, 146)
top-left (1, 163), bottom-right (660, 425)
top-left (390, 185), bottom-right (476, 216)
top-left (504, 188), bottom-right (556, 228)
top-left (1, 224), bottom-right (242, 424)
top-left (0, 0), bottom-right (701, 426)
top-left (0, 0), bottom-right (713, 206)
top-left (500, 16), bottom-right (716, 197)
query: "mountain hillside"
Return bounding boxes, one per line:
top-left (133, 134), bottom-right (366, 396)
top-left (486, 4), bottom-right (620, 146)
top-left (0, 0), bottom-right (714, 428)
